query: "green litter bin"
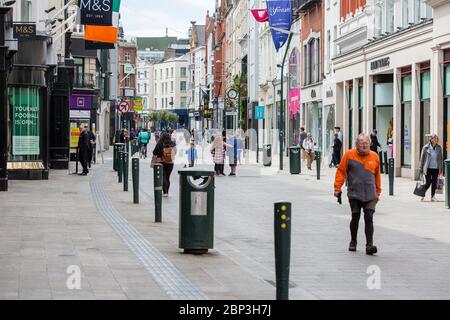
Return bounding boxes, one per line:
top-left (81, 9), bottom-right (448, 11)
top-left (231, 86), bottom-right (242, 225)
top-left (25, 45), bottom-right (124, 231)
top-left (289, 146), bottom-right (301, 174)
top-left (178, 169), bottom-right (215, 254)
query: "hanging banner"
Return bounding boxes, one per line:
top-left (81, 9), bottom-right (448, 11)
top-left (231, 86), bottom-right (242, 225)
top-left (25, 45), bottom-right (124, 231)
top-left (12, 87), bottom-right (40, 156)
top-left (251, 9), bottom-right (269, 23)
top-left (79, 0), bottom-right (113, 26)
top-left (289, 87), bottom-right (300, 119)
top-left (84, 25), bottom-right (118, 43)
top-left (267, 0), bottom-right (292, 52)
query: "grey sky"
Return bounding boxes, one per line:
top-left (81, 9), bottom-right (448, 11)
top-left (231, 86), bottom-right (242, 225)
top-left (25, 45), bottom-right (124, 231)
top-left (121, 0), bottom-right (215, 38)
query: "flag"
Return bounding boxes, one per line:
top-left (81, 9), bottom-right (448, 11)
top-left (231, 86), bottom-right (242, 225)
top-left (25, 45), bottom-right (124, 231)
top-left (251, 9), bottom-right (269, 23)
top-left (267, 0), bottom-right (292, 51)
top-left (83, 0), bottom-right (121, 45)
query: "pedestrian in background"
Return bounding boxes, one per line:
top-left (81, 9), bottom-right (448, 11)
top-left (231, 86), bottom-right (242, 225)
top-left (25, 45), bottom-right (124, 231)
top-left (302, 132), bottom-right (316, 170)
top-left (77, 124), bottom-right (90, 176)
top-left (299, 127), bottom-right (307, 160)
top-left (334, 134), bottom-right (381, 255)
top-left (226, 132), bottom-right (238, 176)
top-left (370, 129), bottom-right (381, 153)
top-left (186, 139), bottom-right (198, 167)
top-left (330, 133), bottom-right (342, 168)
top-left (211, 135), bottom-right (226, 176)
top-left (85, 126), bottom-right (96, 168)
top-left (419, 134), bottom-right (443, 202)
top-left (152, 132), bottom-right (176, 197)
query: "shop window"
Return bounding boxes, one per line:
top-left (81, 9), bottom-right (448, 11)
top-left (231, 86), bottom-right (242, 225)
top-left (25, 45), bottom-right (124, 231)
top-left (401, 75), bottom-right (412, 167)
top-left (9, 87), bottom-right (41, 160)
top-left (358, 85), bottom-right (364, 135)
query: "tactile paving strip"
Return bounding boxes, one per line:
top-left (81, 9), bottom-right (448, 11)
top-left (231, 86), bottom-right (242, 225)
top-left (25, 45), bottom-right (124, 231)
top-left (90, 165), bottom-right (208, 300)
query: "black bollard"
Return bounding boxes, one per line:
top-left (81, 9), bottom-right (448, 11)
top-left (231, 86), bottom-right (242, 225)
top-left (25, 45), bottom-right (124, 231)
top-left (388, 158), bottom-right (394, 196)
top-left (274, 201), bottom-right (291, 300)
top-left (315, 151), bottom-right (321, 180)
top-left (446, 160), bottom-right (450, 208)
top-left (154, 163), bottom-right (163, 223)
top-left (384, 152), bottom-right (389, 175)
top-left (123, 152), bottom-right (129, 192)
top-left (379, 152), bottom-right (384, 174)
top-left (132, 158), bottom-right (139, 204)
top-left (118, 150), bottom-right (123, 183)
top-left (113, 144), bottom-right (117, 171)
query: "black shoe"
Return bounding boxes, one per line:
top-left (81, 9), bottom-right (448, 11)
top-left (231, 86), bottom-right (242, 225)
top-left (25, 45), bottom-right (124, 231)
top-left (229, 173), bottom-right (236, 176)
top-left (366, 245), bottom-right (378, 255)
top-left (349, 241), bottom-right (357, 252)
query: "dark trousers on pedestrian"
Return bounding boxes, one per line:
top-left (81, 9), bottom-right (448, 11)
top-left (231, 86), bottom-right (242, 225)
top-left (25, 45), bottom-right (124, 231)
top-left (349, 199), bottom-right (378, 246)
top-left (331, 151), bottom-right (341, 167)
top-left (424, 168), bottom-right (439, 197)
top-left (162, 163), bottom-right (174, 194)
top-left (214, 163), bottom-right (224, 175)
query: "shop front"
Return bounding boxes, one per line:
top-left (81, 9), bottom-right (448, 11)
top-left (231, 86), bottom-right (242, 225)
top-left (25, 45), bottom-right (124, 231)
top-left (445, 51), bottom-right (450, 159)
top-left (302, 84), bottom-right (323, 151)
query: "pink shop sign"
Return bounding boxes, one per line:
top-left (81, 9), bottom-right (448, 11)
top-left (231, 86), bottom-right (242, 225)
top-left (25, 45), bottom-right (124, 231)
top-left (289, 87), bottom-right (301, 119)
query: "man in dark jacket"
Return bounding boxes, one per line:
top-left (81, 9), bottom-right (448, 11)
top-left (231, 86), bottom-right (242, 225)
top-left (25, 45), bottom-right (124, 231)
top-left (370, 129), bottom-right (381, 153)
top-left (78, 125), bottom-right (90, 175)
top-left (86, 126), bottom-right (96, 168)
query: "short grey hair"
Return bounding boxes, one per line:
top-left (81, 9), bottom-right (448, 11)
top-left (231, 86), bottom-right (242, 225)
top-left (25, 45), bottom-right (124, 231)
top-left (356, 134), bottom-right (371, 145)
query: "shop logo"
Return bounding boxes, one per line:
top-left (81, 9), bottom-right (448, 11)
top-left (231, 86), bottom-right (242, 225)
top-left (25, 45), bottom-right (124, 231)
top-left (79, 0), bottom-right (112, 12)
top-left (77, 97), bottom-right (85, 108)
top-left (371, 57), bottom-right (390, 71)
top-left (80, 0), bottom-right (113, 26)
top-left (13, 23), bottom-right (36, 39)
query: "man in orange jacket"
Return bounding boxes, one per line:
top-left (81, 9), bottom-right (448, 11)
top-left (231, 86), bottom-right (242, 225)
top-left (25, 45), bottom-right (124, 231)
top-left (334, 134), bottom-right (381, 255)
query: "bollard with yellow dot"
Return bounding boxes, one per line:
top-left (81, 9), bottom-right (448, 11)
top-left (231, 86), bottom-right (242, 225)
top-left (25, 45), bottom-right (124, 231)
top-left (274, 201), bottom-right (291, 300)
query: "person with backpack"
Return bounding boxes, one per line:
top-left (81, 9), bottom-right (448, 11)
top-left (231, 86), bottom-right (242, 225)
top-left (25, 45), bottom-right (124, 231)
top-left (211, 135), bottom-right (226, 176)
top-left (138, 128), bottom-right (151, 159)
top-left (152, 132), bottom-right (176, 197)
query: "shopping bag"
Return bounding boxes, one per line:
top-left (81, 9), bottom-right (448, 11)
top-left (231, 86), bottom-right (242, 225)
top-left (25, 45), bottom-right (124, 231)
top-left (413, 175), bottom-right (427, 197)
top-left (436, 176), bottom-right (444, 195)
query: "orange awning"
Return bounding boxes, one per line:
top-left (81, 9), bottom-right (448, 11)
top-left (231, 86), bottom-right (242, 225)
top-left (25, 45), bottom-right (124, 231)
top-left (84, 25), bottom-right (118, 44)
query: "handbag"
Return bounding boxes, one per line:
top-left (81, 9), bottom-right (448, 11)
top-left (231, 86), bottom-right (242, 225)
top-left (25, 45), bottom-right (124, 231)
top-left (413, 175), bottom-right (427, 197)
top-left (436, 176), bottom-right (444, 195)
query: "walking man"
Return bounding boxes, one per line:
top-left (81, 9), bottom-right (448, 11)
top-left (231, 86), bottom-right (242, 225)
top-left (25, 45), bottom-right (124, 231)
top-left (302, 133), bottom-right (316, 170)
top-left (334, 134), bottom-right (381, 255)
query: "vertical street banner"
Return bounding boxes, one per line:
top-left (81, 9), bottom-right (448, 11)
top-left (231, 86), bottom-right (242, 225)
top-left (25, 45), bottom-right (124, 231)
top-left (266, 0), bottom-right (293, 51)
top-left (12, 87), bottom-right (40, 156)
top-left (79, 0), bottom-right (113, 26)
top-left (289, 87), bottom-right (300, 119)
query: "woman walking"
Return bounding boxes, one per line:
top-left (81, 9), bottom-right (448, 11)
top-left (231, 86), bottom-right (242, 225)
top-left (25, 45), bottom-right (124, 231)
top-left (152, 132), bottom-right (176, 197)
top-left (302, 133), bottom-right (317, 170)
top-left (211, 135), bottom-right (226, 176)
top-left (419, 134), bottom-right (443, 202)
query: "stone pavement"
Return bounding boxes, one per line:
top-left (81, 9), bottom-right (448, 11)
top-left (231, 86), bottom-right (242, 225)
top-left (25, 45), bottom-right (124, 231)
top-left (1, 146), bottom-right (450, 300)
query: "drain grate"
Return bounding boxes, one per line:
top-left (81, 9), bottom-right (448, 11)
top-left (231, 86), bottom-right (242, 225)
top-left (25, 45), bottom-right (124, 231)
top-left (90, 165), bottom-right (207, 300)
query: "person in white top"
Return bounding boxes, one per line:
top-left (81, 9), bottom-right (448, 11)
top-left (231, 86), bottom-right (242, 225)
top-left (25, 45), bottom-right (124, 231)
top-left (302, 132), bottom-right (317, 170)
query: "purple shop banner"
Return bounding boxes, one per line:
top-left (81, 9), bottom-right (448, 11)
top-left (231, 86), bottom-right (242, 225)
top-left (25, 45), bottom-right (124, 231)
top-left (70, 95), bottom-right (93, 110)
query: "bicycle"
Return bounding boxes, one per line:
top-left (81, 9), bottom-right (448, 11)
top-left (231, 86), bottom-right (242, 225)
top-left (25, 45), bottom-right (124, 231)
top-left (139, 143), bottom-right (148, 159)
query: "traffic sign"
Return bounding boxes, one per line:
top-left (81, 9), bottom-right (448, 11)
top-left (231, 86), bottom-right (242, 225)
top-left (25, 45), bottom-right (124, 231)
top-left (118, 101), bottom-right (129, 114)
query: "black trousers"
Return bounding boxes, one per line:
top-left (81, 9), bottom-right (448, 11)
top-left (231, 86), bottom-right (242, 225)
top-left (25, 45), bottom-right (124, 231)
top-left (349, 199), bottom-right (378, 246)
top-left (424, 168), bottom-right (439, 197)
top-left (78, 149), bottom-right (89, 174)
top-left (214, 163), bottom-right (224, 175)
top-left (162, 163), bottom-right (174, 194)
top-left (331, 150), bottom-right (341, 166)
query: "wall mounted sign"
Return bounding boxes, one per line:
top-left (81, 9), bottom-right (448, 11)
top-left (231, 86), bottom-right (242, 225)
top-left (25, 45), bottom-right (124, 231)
top-left (13, 23), bottom-right (36, 39)
top-left (80, 0), bottom-right (113, 26)
top-left (255, 106), bottom-right (265, 120)
top-left (70, 94), bottom-right (93, 110)
top-left (371, 57), bottom-right (390, 71)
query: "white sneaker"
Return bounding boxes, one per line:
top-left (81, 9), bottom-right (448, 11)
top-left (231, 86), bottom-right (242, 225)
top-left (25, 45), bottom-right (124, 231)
top-left (163, 193), bottom-right (168, 198)
top-left (431, 197), bottom-right (437, 202)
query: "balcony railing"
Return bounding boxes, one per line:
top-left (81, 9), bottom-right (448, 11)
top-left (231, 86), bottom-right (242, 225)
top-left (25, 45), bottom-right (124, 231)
top-left (73, 73), bottom-right (98, 89)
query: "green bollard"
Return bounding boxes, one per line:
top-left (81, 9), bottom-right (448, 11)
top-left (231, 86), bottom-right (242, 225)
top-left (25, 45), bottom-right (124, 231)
top-left (274, 201), bottom-right (291, 300)
top-left (126, 139), bottom-right (130, 154)
top-left (315, 151), bottom-right (321, 180)
top-left (154, 163), bottom-right (163, 223)
top-left (384, 152), bottom-right (389, 176)
top-left (132, 158), bottom-right (139, 204)
top-left (446, 160), bottom-right (450, 208)
top-left (123, 152), bottom-right (129, 192)
top-left (388, 158), bottom-right (395, 196)
top-left (118, 150), bottom-right (123, 183)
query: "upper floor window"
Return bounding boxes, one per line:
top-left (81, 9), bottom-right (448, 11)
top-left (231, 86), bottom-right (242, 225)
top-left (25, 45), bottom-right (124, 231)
top-left (180, 67), bottom-right (187, 77)
top-left (304, 37), bottom-right (320, 85)
top-left (125, 52), bottom-right (131, 62)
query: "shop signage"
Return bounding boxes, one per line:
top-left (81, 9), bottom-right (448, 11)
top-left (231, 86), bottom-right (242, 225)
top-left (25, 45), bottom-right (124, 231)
top-left (12, 87), bottom-right (40, 156)
top-left (267, 0), bottom-right (292, 52)
top-left (124, 89), bottom-right (134, 97)
top-left (124, 63), bottom-right (135, 75)
top-left (80, 0), bottom-right (113, 26)
top-left (70, 95), bottom-right (93, 110)
top-left (133, 98), bottom-right (143, 112)
top-left (70, 110), bottom-right (91, 119)
top-left (255, 106), bottom-right (265, 120)
top-left (371, 57), bottom-right (390, 71)
top-left (13, 23), bottom-right (36, 39)
top-left (118, 100), bottom-right (129, 114)
top-left (289, 87), bottom-right (300, 119)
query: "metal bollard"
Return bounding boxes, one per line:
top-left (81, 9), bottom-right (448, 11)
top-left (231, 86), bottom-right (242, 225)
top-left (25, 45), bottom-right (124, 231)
top-left (113, 144), bottom-right (117, 171)
top-left (274, 201), bottom-right (291, 300)
top-left (388, 158), bottom-right (394, 196)
top-left (446, 160), bottom-right (450, 208)
top-left (126, 139), bottom-right (130, 154)
top-left (132, 158), bottom-right (139, 204)
top-left (118, 150), bottom-right (123, 183)
top-left (384, 152), bottom-right (389, 176)
top-left (154, 163), bottom-right (163, 223)
top-left (315, 151), bottom-right (321, 180)
top-left (379, 152), bottom-right (384, 174)
top-left (123, 152), bottom-right (129, 192)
